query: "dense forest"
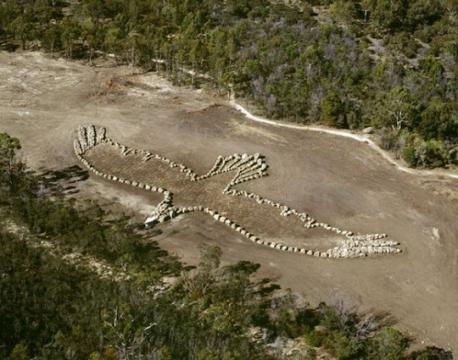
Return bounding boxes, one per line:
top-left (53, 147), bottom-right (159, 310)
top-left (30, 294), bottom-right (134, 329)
top-left (0, 134), bottom-right (453, 357)
top-left (0, 0), bottom-right (457, 169)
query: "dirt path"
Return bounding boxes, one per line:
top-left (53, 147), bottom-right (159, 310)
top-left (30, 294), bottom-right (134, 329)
top-left (1, 51), bottom-right (457, 354)
top-left (230, 95), bottom-right (458, 181)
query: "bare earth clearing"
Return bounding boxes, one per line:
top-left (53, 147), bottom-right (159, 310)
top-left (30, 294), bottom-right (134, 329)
top-left (1, 51), bottom-right (458, 353)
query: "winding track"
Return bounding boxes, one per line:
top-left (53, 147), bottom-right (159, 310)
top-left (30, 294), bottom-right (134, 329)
top-left (153, 58), bottom-right (458, 181)
top-left (229, 95), bottom-right (458, 181)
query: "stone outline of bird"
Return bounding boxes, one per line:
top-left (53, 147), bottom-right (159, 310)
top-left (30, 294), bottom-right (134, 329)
top-left (74, 125), bottom-right (402, 259)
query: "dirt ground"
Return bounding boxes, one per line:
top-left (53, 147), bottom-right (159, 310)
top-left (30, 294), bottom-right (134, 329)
top-left (84, 140), bottom-right (355, 252)
top-left (1, 51), bottom-right (458, 354)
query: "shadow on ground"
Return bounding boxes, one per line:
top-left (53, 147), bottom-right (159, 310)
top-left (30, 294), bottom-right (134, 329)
top-left (39, 165), bottom-right (89, 195)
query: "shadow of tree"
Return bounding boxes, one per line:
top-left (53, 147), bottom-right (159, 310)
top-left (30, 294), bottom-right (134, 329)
top-left (38, 165), bottom-right (89, 195)
top-left (409, 347), bottom-right (454, 360)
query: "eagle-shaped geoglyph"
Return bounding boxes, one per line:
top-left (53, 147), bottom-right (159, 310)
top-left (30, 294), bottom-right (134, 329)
top-left (74, 125), bottom-right (402, 259)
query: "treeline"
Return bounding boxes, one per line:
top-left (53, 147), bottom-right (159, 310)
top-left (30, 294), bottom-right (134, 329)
top-left (0, 0), bottom-right (457, 168)
top-left (0, 132), bottom-right (451, 359)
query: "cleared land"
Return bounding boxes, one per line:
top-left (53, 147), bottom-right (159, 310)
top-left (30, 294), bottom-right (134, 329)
top-left (1, 51), bottom-right (458, 353)
top-left (82, 135), bottom-right (399, 257)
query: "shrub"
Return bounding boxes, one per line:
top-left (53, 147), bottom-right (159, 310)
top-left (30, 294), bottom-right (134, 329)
top-left (368, 327), bottom-right (409, 360)
top-left (418, 98), bottom-right (457, 141)
top-left (320, 91), bottom-right (347, 128)
top-left (415, 139), bottom-right (449, 168)
top-left (323, 331), bottom-right (363, 359)
top-left (402, 144), bottom-right (417, 166)
top-left (379, 128), bottom-right (400, 151)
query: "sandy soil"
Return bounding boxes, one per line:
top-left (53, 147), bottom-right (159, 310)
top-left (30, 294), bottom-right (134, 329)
top-left (1, 51), bottom-right (458, 354)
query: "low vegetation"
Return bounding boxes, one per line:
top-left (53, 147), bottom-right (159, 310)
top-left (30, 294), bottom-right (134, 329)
top-left (0, 0), bottom-right (457, 169)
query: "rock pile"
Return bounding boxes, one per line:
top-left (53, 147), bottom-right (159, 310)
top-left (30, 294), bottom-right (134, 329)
top-left (74, 125), bottom-right (402, 259)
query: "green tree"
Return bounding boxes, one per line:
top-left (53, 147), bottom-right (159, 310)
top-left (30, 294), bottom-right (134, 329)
top-left (416, 139), bottom-right (449, 168)
top-left (61, 18), bottom-right (81, 58)
top-left (372, 87), bottom-right (420, 132)
top-left (402, 143), bottom-right (417, 167)
top-left (320, 90), bottom-right (347, 128)
top-left (9, 10), bottom-right (33, 49)
top-left (418, 97), bottom-right (457, 141)
top-left (9, 343), bottom-right (29, 360)
top-left (363, 0), bottom-right (409, 31)
top-left (406, 0), bottom-right (444, 29)
top-left (81, 17), bottom-right (98, 63)
top-left (0, 132), bottom-right (21, 186)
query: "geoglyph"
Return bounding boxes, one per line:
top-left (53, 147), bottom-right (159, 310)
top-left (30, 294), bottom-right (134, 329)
top-left (74, 125), bottom-right (402, 259)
